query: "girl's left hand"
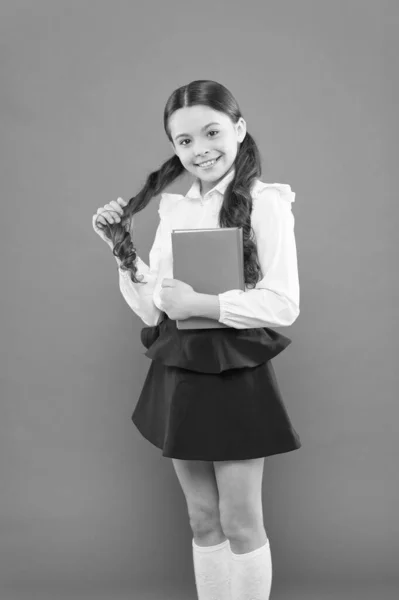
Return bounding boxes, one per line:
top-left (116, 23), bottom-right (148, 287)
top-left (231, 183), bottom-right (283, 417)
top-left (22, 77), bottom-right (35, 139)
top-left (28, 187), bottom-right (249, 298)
top-left (159, 278), bottom-right (197, 321)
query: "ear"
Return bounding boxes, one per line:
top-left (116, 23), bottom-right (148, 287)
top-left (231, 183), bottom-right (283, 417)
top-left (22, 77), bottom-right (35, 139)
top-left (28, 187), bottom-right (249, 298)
top-left (236, 117), bottom-right (247, 143)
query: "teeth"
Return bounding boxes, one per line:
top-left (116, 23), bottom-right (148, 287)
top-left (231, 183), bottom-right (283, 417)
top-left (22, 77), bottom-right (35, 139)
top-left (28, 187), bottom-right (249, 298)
top-left (198, 159), bottom-right (217, 167)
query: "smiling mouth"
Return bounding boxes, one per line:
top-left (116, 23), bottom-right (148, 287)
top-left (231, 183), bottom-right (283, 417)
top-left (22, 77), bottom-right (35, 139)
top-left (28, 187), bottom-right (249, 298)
top-left (195, 156), bottom-right (222, 167)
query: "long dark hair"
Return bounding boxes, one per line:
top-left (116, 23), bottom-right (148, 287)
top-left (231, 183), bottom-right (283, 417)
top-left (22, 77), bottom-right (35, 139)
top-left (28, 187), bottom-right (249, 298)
top-left (97, 79), bottom-right (263, 287)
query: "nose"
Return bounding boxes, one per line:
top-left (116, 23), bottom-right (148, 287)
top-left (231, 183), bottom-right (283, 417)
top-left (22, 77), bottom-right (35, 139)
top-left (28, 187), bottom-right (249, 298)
top-left (194, 147), bottom-right (210, 159)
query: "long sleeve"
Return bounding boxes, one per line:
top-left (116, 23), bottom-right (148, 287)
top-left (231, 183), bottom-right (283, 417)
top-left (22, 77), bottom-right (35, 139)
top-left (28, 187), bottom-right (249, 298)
top-left (217, 184), bottom-right (300, 329)
top-left (117, 214), bottom-right (164, 327)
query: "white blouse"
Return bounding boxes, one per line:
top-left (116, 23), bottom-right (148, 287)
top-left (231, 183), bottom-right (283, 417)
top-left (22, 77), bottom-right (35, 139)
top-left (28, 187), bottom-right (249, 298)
top-left (116, 167), bottom-right (300, 329)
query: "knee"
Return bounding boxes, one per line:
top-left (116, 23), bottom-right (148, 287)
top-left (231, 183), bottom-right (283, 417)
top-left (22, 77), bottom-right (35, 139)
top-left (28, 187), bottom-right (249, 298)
top-left (220, 504), bottom-right (264, 539)
top-left (188, 506), bottom-right (222, 537)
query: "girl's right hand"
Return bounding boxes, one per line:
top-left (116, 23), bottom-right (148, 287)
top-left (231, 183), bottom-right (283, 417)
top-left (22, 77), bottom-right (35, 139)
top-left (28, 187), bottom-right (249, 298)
top-left (92, 197), bottom-right (130, 248)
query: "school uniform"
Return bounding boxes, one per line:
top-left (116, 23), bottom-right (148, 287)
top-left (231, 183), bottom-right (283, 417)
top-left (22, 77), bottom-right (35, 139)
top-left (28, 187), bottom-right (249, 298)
top-left (117, 167), bottom-right (302, 461)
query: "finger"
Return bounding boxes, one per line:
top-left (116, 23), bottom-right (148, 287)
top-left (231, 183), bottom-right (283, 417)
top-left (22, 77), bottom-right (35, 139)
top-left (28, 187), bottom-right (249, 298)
top-left (99, 207), bottom-right (120, 223)
top-left (93, 212), bottom-right (108, 227)
top-left (116, 197), bottom-right (128, 206)
top-left (95, 215), bottom-right (107, 227)
top-left (109, 199), bottom-right (125, 215)
top-left (101, 212), bottom-right (116, 224)
top-left (109, 212), bottom-right (121, 223)
top-left (104, 203), bottom-right (122, 218)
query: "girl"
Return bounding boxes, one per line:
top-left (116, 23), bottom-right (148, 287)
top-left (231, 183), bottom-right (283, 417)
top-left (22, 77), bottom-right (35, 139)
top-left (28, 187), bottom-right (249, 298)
top-left (92, 79), bottom-right (301, 600)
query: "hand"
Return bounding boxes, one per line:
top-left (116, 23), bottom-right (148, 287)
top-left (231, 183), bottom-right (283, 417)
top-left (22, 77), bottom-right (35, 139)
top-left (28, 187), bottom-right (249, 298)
top-left (92, 197), bottom-right (130, 248)
top-left (159, 278), bottom-right (197, 321)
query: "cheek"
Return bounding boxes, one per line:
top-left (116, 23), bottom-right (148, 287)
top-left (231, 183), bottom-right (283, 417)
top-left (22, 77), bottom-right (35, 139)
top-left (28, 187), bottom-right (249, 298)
top-left (178, 152), bottom-right (190, 164)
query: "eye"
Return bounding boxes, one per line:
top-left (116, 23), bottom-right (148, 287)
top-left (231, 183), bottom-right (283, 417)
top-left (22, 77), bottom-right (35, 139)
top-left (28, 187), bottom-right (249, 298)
top-left (180, 130), bottom-right (219, 146)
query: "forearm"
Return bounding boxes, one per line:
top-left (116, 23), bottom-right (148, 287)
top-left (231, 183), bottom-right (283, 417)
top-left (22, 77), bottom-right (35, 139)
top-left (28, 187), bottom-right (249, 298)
top-left (117, 262), bottom-right (162, 327)
top-left (217, 288), bottom-right (300, 328)
top-left (189, 293), bottom-right (221, 321)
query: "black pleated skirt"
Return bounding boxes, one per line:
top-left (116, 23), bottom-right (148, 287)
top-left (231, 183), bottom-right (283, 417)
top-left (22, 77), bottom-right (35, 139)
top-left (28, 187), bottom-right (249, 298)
top-left (132, 313), bottom-right (302, 461)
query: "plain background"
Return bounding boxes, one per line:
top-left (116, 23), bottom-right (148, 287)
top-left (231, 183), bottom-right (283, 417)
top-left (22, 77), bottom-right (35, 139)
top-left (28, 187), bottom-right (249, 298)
top-left (1, 1), bottom-right (398, 598)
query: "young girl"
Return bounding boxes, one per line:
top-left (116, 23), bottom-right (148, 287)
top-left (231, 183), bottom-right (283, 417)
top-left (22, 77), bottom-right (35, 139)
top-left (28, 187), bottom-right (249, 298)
top-left (92, 79), bottom-right (301, 600)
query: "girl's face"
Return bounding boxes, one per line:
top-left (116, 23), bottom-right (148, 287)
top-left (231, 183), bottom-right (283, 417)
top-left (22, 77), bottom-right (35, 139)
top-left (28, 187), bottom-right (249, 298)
top-left (169, 105), bottom-right (246, 195)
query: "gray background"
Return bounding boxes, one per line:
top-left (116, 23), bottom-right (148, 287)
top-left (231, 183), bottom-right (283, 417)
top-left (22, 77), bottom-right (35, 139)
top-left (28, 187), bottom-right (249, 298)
top-left (1, 1), bottom-right (397, 599)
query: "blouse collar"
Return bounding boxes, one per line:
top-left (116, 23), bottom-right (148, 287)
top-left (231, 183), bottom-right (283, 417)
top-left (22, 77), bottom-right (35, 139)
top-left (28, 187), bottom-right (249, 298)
top-left (185, 167), bottom-right (296, 205)
top-left (186, 166), bottom-right (236, 202)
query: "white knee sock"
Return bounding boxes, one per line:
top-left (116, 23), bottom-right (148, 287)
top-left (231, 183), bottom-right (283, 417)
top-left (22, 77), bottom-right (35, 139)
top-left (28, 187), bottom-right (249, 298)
top-left (230, 539), bottom-right (272, 600)
top-left (192, 537), bottom-right (232, 600)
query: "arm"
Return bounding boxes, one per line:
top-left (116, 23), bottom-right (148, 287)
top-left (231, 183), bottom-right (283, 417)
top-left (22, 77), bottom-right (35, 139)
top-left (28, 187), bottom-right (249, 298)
top-left (188, 293), bottom-right (221, 320)
top-left (214, 184), bottom-right (300, 329)
top-left (117, 214), bottom-right (165, 327)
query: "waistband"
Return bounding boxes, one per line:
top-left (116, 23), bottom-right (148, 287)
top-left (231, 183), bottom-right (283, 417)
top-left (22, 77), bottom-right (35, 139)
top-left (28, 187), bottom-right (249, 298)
top-left (140, 314), bottom-right (292, 374)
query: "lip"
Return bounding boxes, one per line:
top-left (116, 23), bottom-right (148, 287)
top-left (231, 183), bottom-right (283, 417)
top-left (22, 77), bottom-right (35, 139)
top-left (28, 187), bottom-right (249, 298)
top-left (195, 156), bottom-right (222, 167)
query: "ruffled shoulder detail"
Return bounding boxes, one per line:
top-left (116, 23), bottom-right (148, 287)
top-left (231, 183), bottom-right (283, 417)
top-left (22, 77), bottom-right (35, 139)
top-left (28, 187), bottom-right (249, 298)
top-left (252, 180), bottom-right (296, 204)
top-left (141, 315), bottom-right (292, 374)
top-left (158, 192), bottom-right (185, 221)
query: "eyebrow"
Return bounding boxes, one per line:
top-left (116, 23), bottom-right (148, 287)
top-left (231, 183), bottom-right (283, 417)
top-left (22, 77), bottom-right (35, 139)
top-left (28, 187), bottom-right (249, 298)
top-left (174, 121), bottom-right (221, 141)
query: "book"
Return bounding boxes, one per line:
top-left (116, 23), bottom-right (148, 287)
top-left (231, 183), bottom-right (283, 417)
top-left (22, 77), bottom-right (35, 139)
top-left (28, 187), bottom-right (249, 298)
top-left (171, 227), bottom-right (244, 329)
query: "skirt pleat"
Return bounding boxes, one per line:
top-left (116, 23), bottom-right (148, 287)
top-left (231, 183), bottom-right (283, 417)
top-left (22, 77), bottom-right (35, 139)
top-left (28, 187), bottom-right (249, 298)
top-left (132, 313), bottom-right (301, 461)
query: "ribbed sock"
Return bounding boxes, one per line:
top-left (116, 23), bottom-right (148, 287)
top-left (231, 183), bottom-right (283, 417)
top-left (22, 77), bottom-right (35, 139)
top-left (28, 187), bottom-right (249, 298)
top-left (230, 539), bottom-right (272, 600)
top-left (192, 537), bottom-right (232, 600)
